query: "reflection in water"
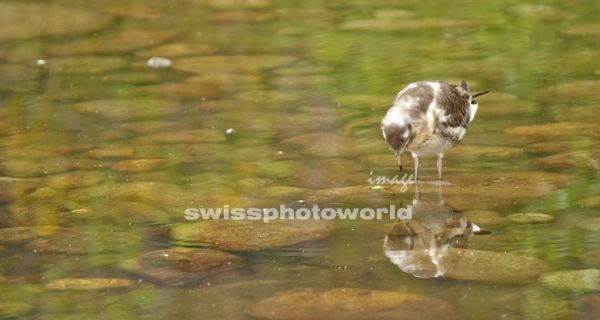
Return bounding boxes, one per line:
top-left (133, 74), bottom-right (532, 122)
top-left (383, 183), bottom-right (483, 278)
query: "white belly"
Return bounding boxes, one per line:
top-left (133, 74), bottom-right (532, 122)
top-left (409, 134), bottom-right (454, 157)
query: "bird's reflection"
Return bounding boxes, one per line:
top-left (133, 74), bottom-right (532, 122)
top-left (383, 182), bottom-right (483, 278)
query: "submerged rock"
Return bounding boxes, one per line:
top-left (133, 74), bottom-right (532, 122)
top-left (0, 302), bottom-right (34, 319)
top-left (136, 43), bottom-right (213, 58)
top-left (87, 146), bottom-right (135, 159)
top-left (578, 218), bottom-right (600, 232)
top-left (172, 55), bottom-right (296, 74)
top-left (507, 213), bottom-right (555, 224)
top-left (531, 80), bottom-right (600, 104)
top-left (0, 226), bottom-right (58, 245)
top-left (121, 248), bottom-right (240, 285)
top-left (388, 248), bottom-right (548, 284)
top-left (135, 82), bottom-right (220, 102)
top-left (0, 179), bottom-right (39, 203)
top-left (44, 170), bottom-right (105, 189)
top-left (281, 132), bottom-right (381, 157)
top-left (540, 269), bottom-right (600, 293)
top-left (581, 196), bottom-right (600, 208)
top-left (73, 99), bottom-right (181, 121)
top-left (505, 122), bottom-right (598, 138)
top-left (45, 278), bottom-right (135, 290)
top-left (447, 145), bottom-right (524, 159)
top-left (560, 24), bottom-right (600, 38)
top-left (48, 29), bottom-right (174, 55)
top-left (44, 56), bottom-right (127, 75)
top-left (131, 129), bottom-right (226, 144)
top-left (0, 2), bottom-right (112, 42)
top-left (462, 210), bottom-right (506, 226)
top-left (171, 220), bottom-right (333, 251)
top-left (246, 288), bottom-right (456, 320)
top-left (536, 150), bottom-right (600, 170)
top-left (340, 16), bottom-right (470, 32)
top-left (111, 159), bottom-right (176, 173)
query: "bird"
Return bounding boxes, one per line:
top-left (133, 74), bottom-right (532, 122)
top-left (381, 80), bottom-right (489, 180)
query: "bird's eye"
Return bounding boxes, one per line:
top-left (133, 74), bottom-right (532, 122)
top-left (470, 100), bottom-right (477, 105)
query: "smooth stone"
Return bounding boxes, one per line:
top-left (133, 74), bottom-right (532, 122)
top-left (187, 73), bottom-right (261, 88)
top-left (274, 64), bottom-right (334, 76)
top-left (0, 64), bottom-right (39, 82)
top-left (395, 171), bottom-right (568, 210)
top-left (525, 141), bottom-right (585, 154)
top-left (436, 248), bottom-right (547, 284)
top-left (100, 3), bottom-right (164, 19)
top-left (63, 201), bottom-right (167, 224)
top-left (131, 129), bottom-right (226, 144)
top-left (120, 121), bottom-right (188, 134)
top-left (135, 82), bottom-right (220, 102)
top-left (549, 105), bottom-right (600, 122)
top-left (72, 99), bottom-right (181, 121)
top-left (246, 288), bottom-right (456, 320)
top-left (281, 132), bottom-right (381, 158)
top-left (67, 182), bottom-right (192, 210)
top-left (121, 248), bottom-right (240, 285)
top-left (293, 159), bottom-right (367, 189)
top-left (248, 160), bottom-right (301, 180)
top-left (24, 224), bottom-right (147, 254)
top-left (263, 186), bottom-right (307, 201)
top-left (0, 3), bottom-right (112, 42)
top-left (44, 170), bottom-right (105, 189)
top-left (560, 24), bottom-right (600, 38)
top-left (111, 159), bottom-right (175, 172)
top-left (446, 145), bottom-right (524, 159)
top-left (171, 219), bottom-right (333, 251)
top-left (578, 218), bottom-right (600, 232)
top-left (47, 29), bottom-right (174, 55)
top-left (512, 4), bottom-right (574, 21)
top-left (304, 185), bottom-right (395, 206)
top-left (44, 56), bottom-right (127, 75)
top-left (172, 55), bottom-right (296, 74)
top-left (45, 278), bottom-right (135, 290)
top-left (87, 146), bottom-right (135, 159)
top-left (540, 269), bottom-right (600, 293)
top-left (536, 150), bottom-right (600, 170)
top-left (581, 196), bottom-right (600, 208)
top-left (0, 226), bottom-right (58, 244)
top-left (1, 159), bottom-right (73, 177)
top-left (505, 122), bottom-right (598, 138)
top-left (531, 81), bottom-right (600, 104)
top-left (0, 302), bottom-right (33, 318)
top-left (463, 210), bottom-right (507, 226)
top-left (507, 213), bottom-right (555, 224)
top-left (0, 179), bottom-right (40, 203)
top-left (340, 17), bottom-right (471, 32)
top-left (101, 72), bottom-right (162, 85)
top-left (209, 10), bottom-right (275, 23)
top-left (236, 90), bottom-right (300, 104)
top-left (374, 9), bottom-right (416, 19)
top-left (203, 0), bottom-right (272, 10)
top-left (136, 43), bottom-right (213, 58)
top-left (271, 75), bottom-right (332, 89)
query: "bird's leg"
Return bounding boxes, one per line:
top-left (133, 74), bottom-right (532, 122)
top-left (396, 151), bottom-right (403, 171)
top-left (412, 153), bottom-right (420, 182)
top-left (436, 154), bottom-right (444, 181)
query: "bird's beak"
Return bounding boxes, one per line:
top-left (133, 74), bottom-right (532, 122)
top-left (471, 90), bottom-right (490, 98)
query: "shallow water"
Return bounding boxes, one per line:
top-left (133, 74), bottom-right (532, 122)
top-left (0, 0), bottom-right (599, 319)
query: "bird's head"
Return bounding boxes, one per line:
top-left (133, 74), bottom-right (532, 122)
top-left (460, 80), bottom-right (489, 122)
top-left (460, 80), bottom-right (489, 105)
